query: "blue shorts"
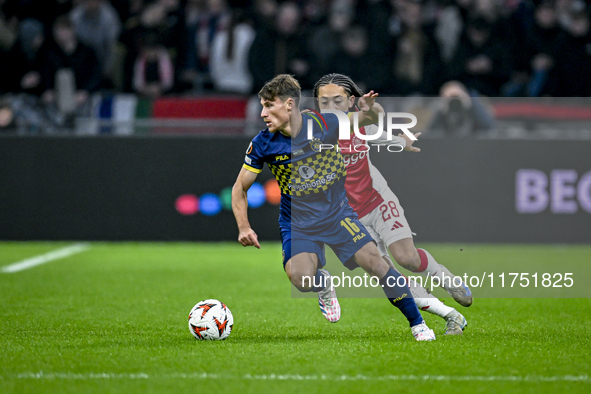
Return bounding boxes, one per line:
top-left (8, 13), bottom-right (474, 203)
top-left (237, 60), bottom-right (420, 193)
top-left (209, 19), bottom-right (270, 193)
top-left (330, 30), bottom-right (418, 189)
top-left (280, 215), bottom-right (375, 271)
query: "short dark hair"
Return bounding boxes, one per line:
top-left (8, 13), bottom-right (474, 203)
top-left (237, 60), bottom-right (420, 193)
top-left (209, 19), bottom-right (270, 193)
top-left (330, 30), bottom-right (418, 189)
top-left (258, 74), bottom-right (301, 106)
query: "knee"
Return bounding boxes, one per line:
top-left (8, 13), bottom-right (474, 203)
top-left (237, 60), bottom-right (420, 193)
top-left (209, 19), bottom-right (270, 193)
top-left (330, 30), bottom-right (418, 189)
top-left (289, 267), bottom-right (316, 292)
top-left (393, 249), bottom-right (421, 271)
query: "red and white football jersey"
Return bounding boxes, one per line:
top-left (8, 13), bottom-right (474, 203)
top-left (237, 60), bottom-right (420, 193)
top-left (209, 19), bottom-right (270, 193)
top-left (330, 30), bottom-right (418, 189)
top-left (339, 125), bottom-right (384, 218)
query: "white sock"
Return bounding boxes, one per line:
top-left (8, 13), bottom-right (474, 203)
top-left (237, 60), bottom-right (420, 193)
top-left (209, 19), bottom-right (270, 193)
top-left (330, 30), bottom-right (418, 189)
top-left (408, 278), bottom-right (454, 318)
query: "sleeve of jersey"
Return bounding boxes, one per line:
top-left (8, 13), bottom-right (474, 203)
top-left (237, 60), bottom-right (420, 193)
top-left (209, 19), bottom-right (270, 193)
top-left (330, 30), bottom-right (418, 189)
top-left (243, 139), bottom-right (264, 174)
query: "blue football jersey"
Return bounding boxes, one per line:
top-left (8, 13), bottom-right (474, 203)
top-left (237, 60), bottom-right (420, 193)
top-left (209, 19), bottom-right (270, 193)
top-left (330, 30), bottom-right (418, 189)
top-left (243, 112), bottom-right (354, 230)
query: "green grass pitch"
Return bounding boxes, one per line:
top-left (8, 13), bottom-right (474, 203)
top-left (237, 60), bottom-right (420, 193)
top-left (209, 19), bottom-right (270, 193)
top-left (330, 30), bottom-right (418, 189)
top-left (0, 242), bottom-right (590, 394)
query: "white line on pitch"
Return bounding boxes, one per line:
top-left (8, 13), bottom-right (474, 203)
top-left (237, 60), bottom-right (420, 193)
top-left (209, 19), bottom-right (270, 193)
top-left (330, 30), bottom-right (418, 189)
top-left (1, 243), bottom-right (91, 273)
top-left (4, 372), bottom-right (590, 383)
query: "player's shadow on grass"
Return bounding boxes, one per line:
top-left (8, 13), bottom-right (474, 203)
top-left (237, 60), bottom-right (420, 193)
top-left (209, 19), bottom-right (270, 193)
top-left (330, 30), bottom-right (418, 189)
top-left (219, 330), bottom-right (408, 344)
top-left (183, 336), bottom-right (319, 344)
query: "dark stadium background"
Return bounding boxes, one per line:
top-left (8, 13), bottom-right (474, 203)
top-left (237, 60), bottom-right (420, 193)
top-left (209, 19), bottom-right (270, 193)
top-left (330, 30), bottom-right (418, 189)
top-left (1, 0), bottom-right (590, 243)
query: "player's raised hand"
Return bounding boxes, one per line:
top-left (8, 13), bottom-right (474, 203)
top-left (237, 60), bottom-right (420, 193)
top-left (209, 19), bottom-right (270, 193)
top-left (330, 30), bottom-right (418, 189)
top-left (401, 132), bottom-right (422, 152)
top-left (358, 90), bottom-right (379, 112)
top-left (238, 228), bottom-right (261, 249)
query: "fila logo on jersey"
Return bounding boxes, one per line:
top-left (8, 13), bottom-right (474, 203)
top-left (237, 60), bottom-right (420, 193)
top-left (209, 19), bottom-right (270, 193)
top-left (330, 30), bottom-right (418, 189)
top-left (390, 293), bottom-right (408, 303)
top-left (275, 154), bottom-right (289, 161)
top-left (391, 221), bottom-right (404, 231)
top-left (352, 232), bottom-right (366, 243)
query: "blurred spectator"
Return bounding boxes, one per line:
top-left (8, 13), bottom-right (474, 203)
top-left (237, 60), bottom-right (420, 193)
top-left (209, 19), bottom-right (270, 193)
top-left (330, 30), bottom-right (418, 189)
top-left (49, 0), bottom-right (74, 25)
top-left (132, 32), bottom-right (174, 97)
top-left (474, 0), bottom-right (522, 66)
top-left (140, 0), bottom-right (185, 57)
top-left (42, 15), bottom-right (101, 111)
top-left (122, 0), bottom-right (185, 92)
top-left (110, 0), bottom-right (142, 25)
top-left (1, 0), bottom-right (73, 29)
top-left (248, 1), bottom-right (312, 91)
top-left (209, 8), bottom-right (255, 94)
top-left (472, 0), bottom-right (513, 37)
top-left (555, 0), bottom-right (575, 29)
top-left (4, 18), bottom-right (46, 95)
top-left (0, 100), bottom-right (17, 132)
top-left (115, 0), bottom-right (147, 26)
top-left (180, 0), bottom-right (230, 90)
top-left (454, 0), bottom-right (476, 21)
top-left (302, 0), bottom-right (331, 26)
top-left (552, 5), bottom-right (591, 96)
top-left (439, 80), bottom-right (494, 133)
top-left (251, 0), bottom-right (277, 30)
top-left (307, 0), bottom-right (353, 83)
top-left (383, 0), bottom-right (444, 95)
top-left (447, 17), bottom-right (512, 96)
top-left (426, 80), bottom-right (495, 136)
top-left (520, 0), bottom-right (566, 96)
top-left (0, 0), bottom-right (17, 52)
top-left (70, 0), bottom-right (121, 84)
top-left (178, 0), bottom-right (205, 88)
top-left (2, 0), bottom-right (591, 101)
top-left (328, 25), bottom-right (378, 93)
top-left (435, 0), bottom-right (465, 63)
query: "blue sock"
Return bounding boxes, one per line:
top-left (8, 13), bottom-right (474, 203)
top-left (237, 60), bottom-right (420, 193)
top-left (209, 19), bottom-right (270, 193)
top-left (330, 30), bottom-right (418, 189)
top-left (379, 268), bottom-right (423, 327)
top-left (311, 269), bottom-right (326, 293)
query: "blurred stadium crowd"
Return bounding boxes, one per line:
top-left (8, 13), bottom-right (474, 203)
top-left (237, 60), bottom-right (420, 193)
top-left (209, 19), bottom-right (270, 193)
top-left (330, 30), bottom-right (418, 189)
top-left (0, 0), bottom-right (590, 133)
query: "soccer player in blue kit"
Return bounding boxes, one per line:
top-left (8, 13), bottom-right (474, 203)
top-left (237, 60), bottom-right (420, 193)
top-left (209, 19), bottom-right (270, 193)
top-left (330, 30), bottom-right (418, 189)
top-left (232, 74), bottom-right (436, 340)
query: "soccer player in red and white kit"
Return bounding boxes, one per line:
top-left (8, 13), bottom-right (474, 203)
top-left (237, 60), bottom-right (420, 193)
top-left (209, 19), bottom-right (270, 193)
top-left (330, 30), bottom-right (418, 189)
top-left (314, 73), bottom-right (472, 334)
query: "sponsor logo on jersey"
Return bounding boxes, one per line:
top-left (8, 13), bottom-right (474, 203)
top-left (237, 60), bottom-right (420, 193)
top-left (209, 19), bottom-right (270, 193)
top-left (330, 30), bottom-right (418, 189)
top-left (246, 142), bottom-right (253, 154)
top-left (298, 165), bottom-right (316, 179)
top-left (274, 154), bottom-right (289, 161)
top-left (289, 173), bottom-right (338, 192)
top-left (245, 155), bottom-right (252, 165)
top-left (343, 151), bottom-right (368, 167)
top-left (352, 136), bottom-right (365, 146)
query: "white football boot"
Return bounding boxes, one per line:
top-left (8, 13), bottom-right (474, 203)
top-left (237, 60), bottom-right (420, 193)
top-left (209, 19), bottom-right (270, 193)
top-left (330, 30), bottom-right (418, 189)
top-left (440, 265), bottom-right (473, 307)
top-left (317, 269), bottom-right (341, 323)
top-left (444, 310), bottom-right (468, 335)
top-left (411, 322), bottom-right (436, 341)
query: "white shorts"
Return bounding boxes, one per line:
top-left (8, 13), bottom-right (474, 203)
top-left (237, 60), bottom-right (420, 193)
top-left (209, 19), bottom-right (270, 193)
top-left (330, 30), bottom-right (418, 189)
top-left (359, 188), bottom-right (413, 258)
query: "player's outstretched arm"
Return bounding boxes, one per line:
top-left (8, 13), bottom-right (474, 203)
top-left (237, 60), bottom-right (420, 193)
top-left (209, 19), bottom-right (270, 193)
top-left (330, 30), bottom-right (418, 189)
top-left (350, 90), bottom-right (382, 127)
top-left (231, 168), bottom-right (261, 249)
top-left (400, 132), bottom-right (422, 152)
